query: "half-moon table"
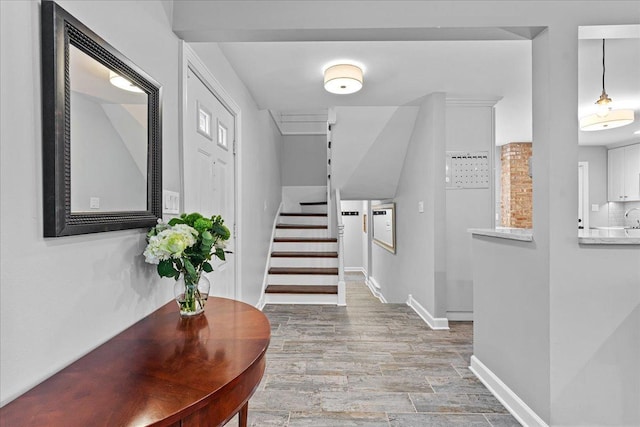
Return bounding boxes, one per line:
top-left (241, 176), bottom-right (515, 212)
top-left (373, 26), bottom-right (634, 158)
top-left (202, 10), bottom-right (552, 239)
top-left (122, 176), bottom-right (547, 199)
top-left (0, 297), bottom-right (271, 426)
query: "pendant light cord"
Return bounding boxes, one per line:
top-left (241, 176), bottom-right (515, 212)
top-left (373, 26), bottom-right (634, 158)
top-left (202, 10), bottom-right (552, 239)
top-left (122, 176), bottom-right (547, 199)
top-left (602, 39), bottom-right (606, 93)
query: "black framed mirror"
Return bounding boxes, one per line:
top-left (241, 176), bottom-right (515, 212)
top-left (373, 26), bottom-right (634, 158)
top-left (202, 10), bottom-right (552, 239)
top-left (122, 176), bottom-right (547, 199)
top-left (372, 203), bottom-right (396, 254)
top-left (41, 0), bottom-right (162, 237)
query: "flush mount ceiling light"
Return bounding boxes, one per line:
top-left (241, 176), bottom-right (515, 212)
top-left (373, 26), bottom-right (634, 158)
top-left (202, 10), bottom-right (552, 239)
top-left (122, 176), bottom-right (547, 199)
top-left (324, 64), bottom-right (363, 95)
top-left (109, 70), bottom-right (144, 93)
top-left (580, 39), bottom-right (634, 131)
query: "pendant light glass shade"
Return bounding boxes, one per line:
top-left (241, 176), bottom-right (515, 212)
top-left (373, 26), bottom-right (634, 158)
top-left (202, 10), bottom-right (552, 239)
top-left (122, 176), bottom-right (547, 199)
top-left (580, 109), bottom-right (635, 131)
top-left (324, 64), bottom-right (363, 94)
top-left (580, 39), bottom-right (634, 131)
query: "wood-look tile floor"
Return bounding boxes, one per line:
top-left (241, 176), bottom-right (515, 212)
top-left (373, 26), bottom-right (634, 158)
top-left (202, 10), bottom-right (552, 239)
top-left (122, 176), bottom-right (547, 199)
top-left (236, 272), bottom-right (521, 426)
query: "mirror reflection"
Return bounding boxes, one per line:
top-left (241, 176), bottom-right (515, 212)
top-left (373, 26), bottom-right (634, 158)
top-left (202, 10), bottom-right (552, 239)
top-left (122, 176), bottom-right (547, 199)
top-left (69, 45), bottom-right (148, 213)
top-left (577, 26), bottom-right (640, 236)
top-left (372, 203), bottom-right (396, 253)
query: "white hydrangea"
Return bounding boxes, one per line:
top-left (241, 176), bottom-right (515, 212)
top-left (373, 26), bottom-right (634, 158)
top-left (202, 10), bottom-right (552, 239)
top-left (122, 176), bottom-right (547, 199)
top-left (143, 224), bottom-right (198, 264)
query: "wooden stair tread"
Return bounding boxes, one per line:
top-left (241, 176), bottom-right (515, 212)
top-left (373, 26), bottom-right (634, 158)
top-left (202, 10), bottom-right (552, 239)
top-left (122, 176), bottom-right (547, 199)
top-left (271, 251), bottom-right (338, 258)
top-left (268, 267), bottom-right (338, 275)
top-left (276, 224), bottom-right (327, 229)
top-left (265, 285), bottom-right (338, 295)
top-left (299, 201), bottom-right (327, 206)
top-left (274, 237), bottom-right (337, 243)
top-left (280, 213), bottom-right (327, 217)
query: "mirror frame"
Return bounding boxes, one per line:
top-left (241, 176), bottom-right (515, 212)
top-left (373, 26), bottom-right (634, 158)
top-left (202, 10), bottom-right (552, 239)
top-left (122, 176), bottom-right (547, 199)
top-left (41, 0), bottom-right (162, 237)
top-left (372, 202), bottom-right (396, 254)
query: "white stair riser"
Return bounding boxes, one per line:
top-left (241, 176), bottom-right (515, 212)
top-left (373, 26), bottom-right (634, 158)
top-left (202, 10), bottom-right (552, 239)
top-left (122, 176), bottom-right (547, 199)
top-left (268, 274), bottom-right (337, 285)
top-left (301, 205), bottom-right (327, 214)
top-left (270, 257), bottom-right (338, 268)
top-left (279, 216), bottom-right (328, 226)
top-left (275, 228), bottom-right (329, 238)
top-left (264, 293), bottom-right (338, 305)
top-left (273, 242), bottom-right (337, 252)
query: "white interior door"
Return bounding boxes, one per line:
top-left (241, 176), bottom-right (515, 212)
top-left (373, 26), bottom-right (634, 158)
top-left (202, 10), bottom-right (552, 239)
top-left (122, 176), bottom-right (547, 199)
top-left (184, 67), bottom-right (236, 299)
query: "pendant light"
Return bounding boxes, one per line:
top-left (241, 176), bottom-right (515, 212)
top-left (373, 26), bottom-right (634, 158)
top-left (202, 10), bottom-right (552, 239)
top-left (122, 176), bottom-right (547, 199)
top-left (580, 39), bottom-right (634, 131)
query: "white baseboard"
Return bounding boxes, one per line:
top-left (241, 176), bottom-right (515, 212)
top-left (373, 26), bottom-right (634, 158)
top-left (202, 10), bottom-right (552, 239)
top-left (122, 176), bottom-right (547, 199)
top-left (345, 267), bottom-right (365, 274)
top-left (446, 311), bottom-right (474, 321)
top-left (470, 356), bottom-right (549, 427)
top-left (256, 295), bottom-right (266, 311)
top-left (369, 276), bottom-right (381, 289)
top-left (365, 277), bottom-right (387, 303)
top-left (406, 294), bottom-right (449, 330)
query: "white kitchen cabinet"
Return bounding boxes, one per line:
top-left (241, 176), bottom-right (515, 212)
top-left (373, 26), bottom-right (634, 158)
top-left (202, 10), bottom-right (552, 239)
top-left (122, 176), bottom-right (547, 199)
top-left (608, 143), bottom-right (640, 202)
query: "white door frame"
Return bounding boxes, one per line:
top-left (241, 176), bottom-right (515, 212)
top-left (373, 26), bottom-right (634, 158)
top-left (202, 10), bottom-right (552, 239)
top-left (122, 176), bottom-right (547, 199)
top-left (180, 41), bottom-right (243, 300)
top-left (578, 161), bottom-right (589, 231)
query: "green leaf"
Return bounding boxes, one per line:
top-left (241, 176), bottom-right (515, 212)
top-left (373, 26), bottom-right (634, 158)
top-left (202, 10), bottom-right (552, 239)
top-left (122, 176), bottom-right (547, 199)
top-left (183, 213), bottom-right (203, 227)
top-left (201, 231), bottom-right (213, 243)
top-left (167, 217), bottom-right (185, 226)
top-left (202, 262), bottom-right (213, 273)
top-left (215, 247), bottom-right (226, 261)
top-left (158, 260), bottom-right (178, 278)
top-left (183, 258), bottom-right (197, 281)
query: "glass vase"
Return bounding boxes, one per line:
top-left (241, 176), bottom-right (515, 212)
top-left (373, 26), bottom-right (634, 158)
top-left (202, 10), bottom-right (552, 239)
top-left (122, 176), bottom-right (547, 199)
top-left (174, 273), bottom-right (210, 317)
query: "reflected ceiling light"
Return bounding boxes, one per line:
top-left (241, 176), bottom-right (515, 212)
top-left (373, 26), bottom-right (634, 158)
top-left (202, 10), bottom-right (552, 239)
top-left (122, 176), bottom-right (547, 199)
top-left (109, 71), bottom-right (144, 93)
top-left (324, 64), bottom-right (363, 95)
top-left (580, 39), bottom-right (634, 131)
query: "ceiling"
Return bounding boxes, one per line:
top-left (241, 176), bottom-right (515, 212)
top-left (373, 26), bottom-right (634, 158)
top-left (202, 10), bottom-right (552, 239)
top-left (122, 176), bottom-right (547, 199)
top-left (208, 40), bottom-right (533, 145)
top-left (175, 1), bottom-right (639, 148)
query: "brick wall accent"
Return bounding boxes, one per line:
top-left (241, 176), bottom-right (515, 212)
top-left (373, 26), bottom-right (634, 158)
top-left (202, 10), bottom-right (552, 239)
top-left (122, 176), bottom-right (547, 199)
top-left (501, 142), bottom-right (533, 228)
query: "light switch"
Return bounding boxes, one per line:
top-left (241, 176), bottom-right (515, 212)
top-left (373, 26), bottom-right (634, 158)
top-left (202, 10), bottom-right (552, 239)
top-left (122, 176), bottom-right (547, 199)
top-left (162, 190), bottom-right (180, 215)
top-left (418, 201), bottom-right (424, 213)
top-left (90, 197), bottom-right (100, 209)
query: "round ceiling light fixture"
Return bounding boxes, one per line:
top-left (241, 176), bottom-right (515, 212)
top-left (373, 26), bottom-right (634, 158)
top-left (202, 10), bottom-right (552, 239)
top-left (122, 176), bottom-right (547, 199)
top-left (109, 71), bottom-right (144, 93)
top-left (324, 64), bottom-right (363, 95)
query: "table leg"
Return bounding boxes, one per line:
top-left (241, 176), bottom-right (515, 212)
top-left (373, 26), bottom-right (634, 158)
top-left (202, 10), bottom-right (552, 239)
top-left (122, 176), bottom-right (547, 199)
top-left (238, 402), bottom-right (248, 427)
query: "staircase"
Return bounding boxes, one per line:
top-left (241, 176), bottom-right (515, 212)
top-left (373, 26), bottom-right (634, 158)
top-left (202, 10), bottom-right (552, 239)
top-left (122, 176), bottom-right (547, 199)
top-left (264, 209), bottom-right (340, 304)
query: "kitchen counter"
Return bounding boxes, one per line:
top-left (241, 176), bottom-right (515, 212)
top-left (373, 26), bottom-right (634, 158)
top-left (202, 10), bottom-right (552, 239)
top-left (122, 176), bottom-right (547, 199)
top-left (579, 228), bottom-right (640, 245)
top-left (470, 227), bottom-right (640, 245)
top-left (468, 227), bottom-right (533, 242)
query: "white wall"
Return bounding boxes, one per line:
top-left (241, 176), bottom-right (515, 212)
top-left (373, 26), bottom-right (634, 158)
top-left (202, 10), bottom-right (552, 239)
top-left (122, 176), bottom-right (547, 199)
top-left (472, 235), bottom-right (551, 422)
top-left (190, 43), bottom-right (283, 307)
top-left (281, 135), bottom-right (326, 186)
top-left (445, 103), bottom-right (495, 320)
top-left (340, 201), bottom-right (364, 270)
top-left (371, 93), bottom-right (447, 320)
top-left (333, 106), bottom-right (418, 200)
top-left (473, 14), bottom-right (640, 426)
top-left (0, 0), bottom-right (284, 407)
top-left (0, 0), bottom-right (180, 405)
top-left (578, 146), bottom-right (609, 228)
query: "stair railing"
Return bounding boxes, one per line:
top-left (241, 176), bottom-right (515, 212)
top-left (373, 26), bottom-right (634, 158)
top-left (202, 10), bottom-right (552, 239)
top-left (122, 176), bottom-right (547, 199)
top-left (326, 122), bottom-right (332, 236)
top-left (335, 188), bottom-right (346, 306)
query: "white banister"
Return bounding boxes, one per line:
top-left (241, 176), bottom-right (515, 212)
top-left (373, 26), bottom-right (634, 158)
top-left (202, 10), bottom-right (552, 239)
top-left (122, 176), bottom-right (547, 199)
top-left (335, 188), bottom-right (346, 306)
top-left (326, 122), bottom-right (332, 236)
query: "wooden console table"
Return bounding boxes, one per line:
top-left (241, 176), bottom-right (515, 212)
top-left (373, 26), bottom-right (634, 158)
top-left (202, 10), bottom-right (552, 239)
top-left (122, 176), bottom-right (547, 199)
top-left (0, 298), bottom-right (270, 426)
